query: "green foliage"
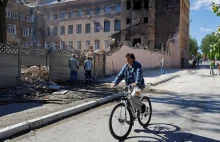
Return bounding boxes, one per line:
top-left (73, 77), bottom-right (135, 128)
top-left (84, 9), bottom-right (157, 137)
top-left (201, 34), bottom-right (215, 56)
top-left (210, 2), bottom-right (220, 59)
top-left (189, 37), bottom-right (198, 57)
top-left (212, 2), bottom-right (220, 16)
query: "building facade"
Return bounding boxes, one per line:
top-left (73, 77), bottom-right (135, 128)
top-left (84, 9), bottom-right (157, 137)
top-left (6, 0), bottom-right (121, 51)
top-left (36, 0), bottom-right (121, 51)
top-left (5, 1), bottom-right (37, 47)
top-left (5, 0), bottom-right (189, 67)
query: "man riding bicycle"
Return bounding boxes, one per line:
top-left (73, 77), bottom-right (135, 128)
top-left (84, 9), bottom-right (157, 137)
top-left (111, 53), bottom-right (146, 113)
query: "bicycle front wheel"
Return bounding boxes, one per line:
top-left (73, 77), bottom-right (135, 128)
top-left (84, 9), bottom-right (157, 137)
top-left (109, 103), bottom-right (133, 140)
top-left (137, 96), bottom-right (152, 128)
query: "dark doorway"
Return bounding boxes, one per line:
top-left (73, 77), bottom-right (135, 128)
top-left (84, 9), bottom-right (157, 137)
top-left (181, 57), bottom-right (184, 68)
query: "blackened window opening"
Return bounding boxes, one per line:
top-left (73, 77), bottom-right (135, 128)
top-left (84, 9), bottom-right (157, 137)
top-left (144, 17), bottom-right (148, 23)
top-left (144, 0), bottom-right (149, 8)
top-left (133, 0), bottom-right (142, 10)
top-left (127, 1), bottom-right (131, 10)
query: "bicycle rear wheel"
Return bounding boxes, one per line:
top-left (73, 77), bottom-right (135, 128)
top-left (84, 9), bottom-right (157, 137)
top-left (137, 96), bottom-right (152, 128)
top-left (109, 103), bottom-right (133, 140)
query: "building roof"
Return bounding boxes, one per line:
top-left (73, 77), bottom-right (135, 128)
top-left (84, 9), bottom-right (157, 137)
top-left (12, 0), bottom-right (77, 7)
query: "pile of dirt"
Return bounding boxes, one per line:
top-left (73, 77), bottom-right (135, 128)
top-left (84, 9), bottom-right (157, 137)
top-left (21, 66), bottom-right (49, 83)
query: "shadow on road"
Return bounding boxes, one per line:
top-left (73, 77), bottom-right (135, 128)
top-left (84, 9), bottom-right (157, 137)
top-left (120, 123), bottom-right (220, 142)
top-left (0, 103), bottom-right (43, 117)
top-left (150, 93), bottom-right (220, 114)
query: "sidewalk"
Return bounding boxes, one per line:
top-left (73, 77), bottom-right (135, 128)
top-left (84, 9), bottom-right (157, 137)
top-left (0, 68), bottom-right (185, 140)
top-left (95, 68), bottom-right (186, 85)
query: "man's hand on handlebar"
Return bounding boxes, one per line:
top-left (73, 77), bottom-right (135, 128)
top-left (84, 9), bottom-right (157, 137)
top-left (131, 83), bottom-right (137, 87)
top-left (111, 83), bottom-right (116, 88)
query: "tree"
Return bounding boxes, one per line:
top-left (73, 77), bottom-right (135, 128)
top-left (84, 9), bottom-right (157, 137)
top-left (201, 34), bottom-right (215, 57)
top-left (189, 37), bottom-right (198, 58)
top-left (210, 2), bottom-right (220, 59)
top-left (0, 0), bottom-right (9, 44)
top-left (0, 0), bottom-right (29, 44)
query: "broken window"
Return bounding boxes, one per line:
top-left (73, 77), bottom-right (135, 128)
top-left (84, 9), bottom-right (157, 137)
top-left (144, 0), bottom-right (149, 9)
top-left (132, 38), bottom-right (141, 47)
top-left (133, 0), bottom-right (142, 10)
top-left (144, 17), bottom-right (148, 23)
top-left (127, 1), bottom-right (131, 10)
top-left (126, 19), bottom-right (131, 25)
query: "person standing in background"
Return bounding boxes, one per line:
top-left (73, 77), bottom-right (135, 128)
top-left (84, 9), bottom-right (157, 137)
top-left (69, 54), bottom-right (79, 84)
top-left (84, 57), bottom-right (93, 84)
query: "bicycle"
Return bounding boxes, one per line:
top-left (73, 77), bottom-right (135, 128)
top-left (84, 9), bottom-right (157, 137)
top-left (108, 85), bottom-right (152, 140)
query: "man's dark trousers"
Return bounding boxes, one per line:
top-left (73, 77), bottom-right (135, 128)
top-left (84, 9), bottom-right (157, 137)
top-left (85, 70), bottom-right (92, 84)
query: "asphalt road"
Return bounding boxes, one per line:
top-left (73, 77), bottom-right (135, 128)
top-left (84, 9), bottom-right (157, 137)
top-left (9, 65), bottom-right (220, 142)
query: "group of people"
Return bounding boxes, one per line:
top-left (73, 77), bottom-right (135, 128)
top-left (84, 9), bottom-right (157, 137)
top-left (210, 60), bottom-right (220, 75)
top-left (192, 57), bottom-right (202, 68)
top-left (69, 55), bottom-right (93, 84)
top-left (69, 54), bottom-right (166, 85)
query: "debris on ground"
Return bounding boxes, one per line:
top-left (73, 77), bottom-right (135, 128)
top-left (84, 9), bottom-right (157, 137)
top-left (0, 65), bottom-right (117, 105)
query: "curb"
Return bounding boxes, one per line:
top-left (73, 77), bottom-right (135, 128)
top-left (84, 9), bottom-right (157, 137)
top-left (0, 75), bottom-right (180, 140)
top-left (149, 75), bottom-right (180, 86)
top-left (0, 93), bottom-right (121, 140)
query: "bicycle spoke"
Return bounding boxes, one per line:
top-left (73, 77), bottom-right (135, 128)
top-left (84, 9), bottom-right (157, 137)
top-left (111, 105), bottom-right (131, 137)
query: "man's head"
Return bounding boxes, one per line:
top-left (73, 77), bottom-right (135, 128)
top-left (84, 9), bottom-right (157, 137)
top-left (72, 54), bottom-right (76, 58)
top-left (125, 53), bottom-right (135, 65)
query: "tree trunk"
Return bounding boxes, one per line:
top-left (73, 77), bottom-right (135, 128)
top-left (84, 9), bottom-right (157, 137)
top-left (0, 1), bottom-right (8, 44)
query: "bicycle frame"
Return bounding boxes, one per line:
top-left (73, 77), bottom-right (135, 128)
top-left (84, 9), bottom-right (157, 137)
top-left (120, 91), bottom-right (140, 122)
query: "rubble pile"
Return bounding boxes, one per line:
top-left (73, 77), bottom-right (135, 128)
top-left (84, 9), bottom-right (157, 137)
top-left (0, 66), bottom-right (60, 100)
top-left (21, 66), bottom-right (49, 84)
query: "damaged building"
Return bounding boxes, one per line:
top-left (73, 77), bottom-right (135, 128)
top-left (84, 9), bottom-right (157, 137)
top-left (117, 0), bottom-right (189, 67)
top-left (5, 0), bottom-right (189, 67)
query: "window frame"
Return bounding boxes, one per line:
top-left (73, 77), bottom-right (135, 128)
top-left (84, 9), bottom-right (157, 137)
top-left (68, 25), bottom-right (73, 34)
top-left (115, 4), bottom-right (121, 13)
top-left (86, 8), bottom-right (92, 16)
top-left (104, 21), bottom-right (110, 32)
top-left (22, 27), bottom-right (29, 36)
top-left (85, 23), bottom-right (91, 33)
top-left (31, 29), bottom-right (36, 37)
top-left (8, 24), bottom-right (16, 35)
top-left (68, 41), bottom-right (73, 49)
top-left (60, 41), bottom-right (65, 49)
top-left (94, 22), bottom-right (100, 32)
top-left (76, 41), bottom-right (82, 49)
top-left (60, 26), bottom-right (65, 35)
top-left (85, 40), bottom-right (90, 49)
top-left (95, 6), bottom-right (101, 15)
top-left (114, 20), bottom-right (121, 31)
top-left (60, 12), bottom-right (66, 19)
top-left (76, 24), bottom-right (82, 34)
top-left (53, 13), bottom-right (58, 20)
top-left (95, 40), bottom-right (100, 50)
top-left (105, 5), bottom-right (111, 14)
top-left (53, 27), bottom-right (57, 35)
top-left (68, 10), bottom-right (74, 18)
top-left (77, 10), bottom-right (82, 17)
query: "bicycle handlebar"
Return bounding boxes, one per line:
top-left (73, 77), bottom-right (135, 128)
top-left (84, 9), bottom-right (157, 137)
top-left (115, 85), bottom-right (133, 94)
